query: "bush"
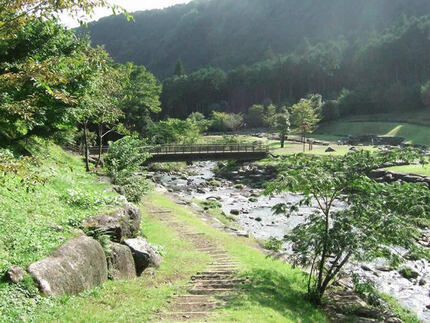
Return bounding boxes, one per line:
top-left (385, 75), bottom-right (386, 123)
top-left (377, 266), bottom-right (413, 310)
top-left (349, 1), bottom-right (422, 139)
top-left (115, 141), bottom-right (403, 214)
top-left (210, 111), bottom-right (243, 132)
top-left (105, 136), bottom-right (148, 181)
top-left (105, 136), bottom-right (150, 203)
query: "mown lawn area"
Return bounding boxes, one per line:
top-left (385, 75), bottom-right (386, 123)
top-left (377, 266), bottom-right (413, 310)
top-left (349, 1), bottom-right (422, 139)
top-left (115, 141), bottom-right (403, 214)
top-left (386, 163), bottom-right (430, 176)
top-left (316, 121), bottom-right (430, 146)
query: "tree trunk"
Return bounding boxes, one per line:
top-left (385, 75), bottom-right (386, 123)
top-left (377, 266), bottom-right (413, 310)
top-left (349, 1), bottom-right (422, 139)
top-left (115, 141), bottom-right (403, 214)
top-left (83, 121), bottom-right (90, 172)
top-left (96, 123), bottom-right (103, 168)
top-left (302, 132), bottom-right (306, 152)
top-left (280, 134), bottom-right (285, 148)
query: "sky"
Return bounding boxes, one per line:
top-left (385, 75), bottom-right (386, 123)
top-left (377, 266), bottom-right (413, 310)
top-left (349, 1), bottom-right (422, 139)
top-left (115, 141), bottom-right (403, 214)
top-left (60, 0), bottom-right (193, 28)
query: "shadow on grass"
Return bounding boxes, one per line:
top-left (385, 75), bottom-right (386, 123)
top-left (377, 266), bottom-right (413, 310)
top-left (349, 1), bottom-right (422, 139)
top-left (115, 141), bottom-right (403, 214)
top-left (220, 268), bottom-right (323, 322)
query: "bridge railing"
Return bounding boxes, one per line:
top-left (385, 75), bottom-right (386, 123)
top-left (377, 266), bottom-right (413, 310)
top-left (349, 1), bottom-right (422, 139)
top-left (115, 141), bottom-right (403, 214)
top-left (148, 144), bottom-right (269, 155)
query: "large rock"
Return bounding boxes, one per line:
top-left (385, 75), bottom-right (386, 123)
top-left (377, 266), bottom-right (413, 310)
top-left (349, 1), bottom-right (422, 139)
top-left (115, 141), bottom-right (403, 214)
top-left (107, 242), bottom-right (136, 280)
top-left (27, 236), bottom-right (107, 296)
top-left (124, 237), bottom-right (162, 275)
top-left (82, 204), bottom-right (141, 242)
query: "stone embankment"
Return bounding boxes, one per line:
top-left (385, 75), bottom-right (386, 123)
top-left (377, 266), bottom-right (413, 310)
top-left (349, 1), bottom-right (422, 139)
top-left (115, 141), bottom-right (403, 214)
top-left (8, 204), bottom-right (162, 297)
top-left (369, 168), bottom-right (430, 187)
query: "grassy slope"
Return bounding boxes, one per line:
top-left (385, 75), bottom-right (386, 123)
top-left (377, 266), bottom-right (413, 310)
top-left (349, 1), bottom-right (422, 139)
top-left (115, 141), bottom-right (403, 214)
top-left (37, 193), bottom-right (327, 322)
top-left (316, 121), bottom-right (430, 145)
top-left (0, 143), bottom-right (122, 321)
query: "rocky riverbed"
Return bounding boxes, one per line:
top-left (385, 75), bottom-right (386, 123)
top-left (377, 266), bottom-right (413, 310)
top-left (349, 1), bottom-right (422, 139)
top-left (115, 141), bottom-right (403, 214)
top-left (152, 161), bottom-right (430, 321)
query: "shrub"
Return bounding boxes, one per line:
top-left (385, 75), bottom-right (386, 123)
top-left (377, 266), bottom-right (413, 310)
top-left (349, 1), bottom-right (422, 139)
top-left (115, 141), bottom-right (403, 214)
top-left (105, 136), bottom-right (150, 203)
top-left (104, 136), bottom-right (149, 181)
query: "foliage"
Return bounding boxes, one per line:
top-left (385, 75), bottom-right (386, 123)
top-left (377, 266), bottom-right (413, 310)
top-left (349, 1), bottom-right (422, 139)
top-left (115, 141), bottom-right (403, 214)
top-left (264, 237), bottom-right (283, 252)
top-left (104, 136), bottom-right (149, 202)
top-left (273, 108), bottom-right (290, 148)
top-left (210, 111), bottom-right (243, 132)
top-left (148, 118), bottom-right (203, 144)
top-left (266, 149), bottom-right (429, 304)
top-left (104, 136), bottom-right (148, 179)
top-left (119, 63), bottom-right (162, 136)
top-left (421, 81), bottom-right (430, 108)
top-left (290, 95), bottom-right (322, 135)
top-left (84, 2), bottom-right (430, 119)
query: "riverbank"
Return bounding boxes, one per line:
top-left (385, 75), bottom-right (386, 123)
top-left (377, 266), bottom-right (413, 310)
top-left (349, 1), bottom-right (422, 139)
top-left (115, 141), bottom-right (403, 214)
top-left (153, 160), bottom-right (427, 321)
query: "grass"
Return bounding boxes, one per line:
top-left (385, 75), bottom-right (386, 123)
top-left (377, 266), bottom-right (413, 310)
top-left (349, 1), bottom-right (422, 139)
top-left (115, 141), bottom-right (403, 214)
top-left (147, 193), bottom-right (327, 322)
top-left (0, 143), bottom-right (122, 321)
top-left (34, 205), bottom-right (210, 322)
top-left (386, 163), bottom-right (430, 176)
top-left (316, 121), bottom-right (430, 145)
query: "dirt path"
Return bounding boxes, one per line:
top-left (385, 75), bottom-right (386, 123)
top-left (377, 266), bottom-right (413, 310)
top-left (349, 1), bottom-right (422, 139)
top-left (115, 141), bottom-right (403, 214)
top-left (148, 207), bottom-right (246, 321)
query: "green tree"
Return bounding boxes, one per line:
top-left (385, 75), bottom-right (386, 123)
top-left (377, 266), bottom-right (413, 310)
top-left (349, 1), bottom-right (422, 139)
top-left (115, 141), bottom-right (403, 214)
top-left (266, 149), bottom-right (428, 305)
top-left (120, 63), bottom-right (162, 136)
top-left (290, 97), bottom-right (321, 152)
top-left (274, 109), bottom-right (290, 148)
top-left (210, 111), bottom-right (243, 132)
top-left (174, 60), bottom-right (186, 76)
top-left (247, 104), bottom-right (265, 128)
top-left (149, 118), bottom-right (202, 144)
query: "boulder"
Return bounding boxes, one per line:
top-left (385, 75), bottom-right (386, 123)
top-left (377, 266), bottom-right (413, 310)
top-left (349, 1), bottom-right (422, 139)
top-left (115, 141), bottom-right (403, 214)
top-left (230, 209), bottom-right (240, 215)
top-left (107, 242), bottom-right (136, 280)
top-left (27, 236), bottom-right (107, 296)
top-left (124, 237), bottom-right (162, 275)
top-left (325, 147), bottom-right (336, 152)
top-left (82, 204), bottom-right (141, 242)
top-left (6, 266), bottom-right (25, 284)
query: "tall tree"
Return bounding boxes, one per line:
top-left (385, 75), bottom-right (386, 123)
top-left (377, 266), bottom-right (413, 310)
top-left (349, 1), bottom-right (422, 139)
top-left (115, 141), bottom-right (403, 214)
top-left (274, 109), bottom-right (290, 148)
top-left (174, 60), bottom-right (186, 76)
top-left (290, 97), bottom-right (321, 152)
top-left (120, 63), bottom-right (162, 137)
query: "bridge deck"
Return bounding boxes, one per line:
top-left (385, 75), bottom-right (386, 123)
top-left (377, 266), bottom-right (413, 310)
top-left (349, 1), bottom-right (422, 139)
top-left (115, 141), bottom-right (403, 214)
top-left (148, 144), bottom-right (269, 162)
top-left (85, 144), bottom-right (269, 163)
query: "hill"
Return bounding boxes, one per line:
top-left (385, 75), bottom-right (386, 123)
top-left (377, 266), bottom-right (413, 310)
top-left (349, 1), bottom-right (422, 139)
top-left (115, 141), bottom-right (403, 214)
top-left (80, 0), bottom-right (430, 78)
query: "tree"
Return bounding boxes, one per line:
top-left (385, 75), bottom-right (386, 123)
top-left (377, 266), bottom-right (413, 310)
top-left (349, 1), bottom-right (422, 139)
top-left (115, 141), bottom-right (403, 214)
top-left (274, 109), bottom-right (290, 148)
top-left (0, 19), bottom-right (99, 142)
top-left (174, 60), bottom-right (186, 76)
top-left (210, 111), bottom-right (243, 132)
top-left (290, 97), bottom-right (321, 152)
top-left (120, 63), bottom-right (162, 136)
top-left (247, 104), bottom-right (265, 128)
top-left (148, 118), bottom-right (202, 145)
top-left (266, 148), bottom-right (428, 305)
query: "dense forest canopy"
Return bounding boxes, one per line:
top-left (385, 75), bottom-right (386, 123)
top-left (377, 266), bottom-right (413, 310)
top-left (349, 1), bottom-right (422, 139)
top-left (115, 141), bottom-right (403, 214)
top-left (81, 0), bottom-right (430, 78)
top-left (79, 0), bottom-right (430, 119)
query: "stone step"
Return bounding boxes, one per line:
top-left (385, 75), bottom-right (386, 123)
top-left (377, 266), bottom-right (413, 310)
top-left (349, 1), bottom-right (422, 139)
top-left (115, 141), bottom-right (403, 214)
top-left (190, 282), bottom-right (241, 289)
top-left (197, 270), bottom-right (237, 275)
top-left (188, 288), bottom-right (236, 295)
top-left (157, 311), bottom-right (209, 321)
top-left (191, 278), bottom-right (246, 284)
top-left (169, 302), bottom-right (221, 311)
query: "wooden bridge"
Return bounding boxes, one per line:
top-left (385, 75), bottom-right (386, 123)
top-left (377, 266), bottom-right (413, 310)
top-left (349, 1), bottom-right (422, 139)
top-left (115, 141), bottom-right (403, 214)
top-left (146, 144), bottom-right (269, 163)
top-left (85, 143), bottom-right (269, 163)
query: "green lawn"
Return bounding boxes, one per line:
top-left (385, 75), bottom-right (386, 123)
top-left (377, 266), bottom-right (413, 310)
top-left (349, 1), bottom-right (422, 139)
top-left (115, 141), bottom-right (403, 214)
top-left (386, 164), bottom-right (430, 176)
top-left (316, 121), bottom-right (430, 146)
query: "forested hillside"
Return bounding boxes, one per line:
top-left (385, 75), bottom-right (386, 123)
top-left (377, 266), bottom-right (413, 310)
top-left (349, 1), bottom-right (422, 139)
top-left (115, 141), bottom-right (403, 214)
top-left (81, 0), bottom-right (430, 119)
top-left (81, 0), bottom-right (430, 78)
